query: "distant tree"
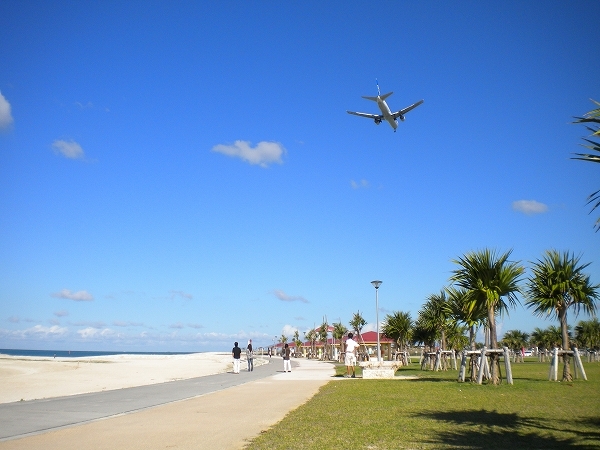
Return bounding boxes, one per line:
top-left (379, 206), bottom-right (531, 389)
top-left (349, 311), bottom-right (367, 357)
top-left (412, 317), bottom-right (438, 351)
top-left (444, 322), bottom-right (469, 351)
top-left (332, 321), bottom-right (348, 359)
top-left (450, 248), bottom-right (525, 385)
top-left (304, 329), bottom-right (317, 358)
top-left (418, 290), bottom-right (453, 350)
top-left (525, 250), bottom-right (599, 381)
top-left (317, 317), bottom-right (330, 360)
top-left (382, 311), bottom-right (413, 352)
top-left (446, 285), bottom-right (487, 350)
top-left (501, 329), bottom-right (530, 361)
top-left (572, 99), bottom-right (600, 231)
top-left (575, 318), bottom-right (600, 350)
top-left (293, 329), bottom-right (302, 355)
top-left (280, 334), bottom-right (288, 344)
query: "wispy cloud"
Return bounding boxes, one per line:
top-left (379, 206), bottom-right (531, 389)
top-left (272, 289), bottom-right (309, 303)
top-left (51, 289), bottom-right (94, 302)
top-left (54, 310), bottom-right (69, 317)
top-left (52, 139), bottom-right (85, 159)
top-left (70, 320), bottom-right (106, 328)
top-left (350, 179), bottom-right (369, 189)
top-left (512, 200), bottom-right (548, 215)
top-left (0, 91), bottom-right (14, 129)
top-left (75, 101), bottom-right (94, 109)
top-left (169, 290), bottom-right (193, 300)
top-left (212, 140), bottom-right (285, 168)
top-left (113, 320), bottom-right (144, 327)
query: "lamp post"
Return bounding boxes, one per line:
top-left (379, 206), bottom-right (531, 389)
top-left (371, 280), bottom-right (382, 362)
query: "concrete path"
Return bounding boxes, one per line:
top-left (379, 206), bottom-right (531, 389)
top-left (0, 357), bottom-right (337, 450)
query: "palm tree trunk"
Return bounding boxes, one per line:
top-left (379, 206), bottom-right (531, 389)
top-left (559, 308), bottom-right (572, 382)
top-left (488, 306), bottom-right (500, 385)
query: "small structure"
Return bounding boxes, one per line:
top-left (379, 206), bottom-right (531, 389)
top-left (359, 360), bottom-right (402, 379)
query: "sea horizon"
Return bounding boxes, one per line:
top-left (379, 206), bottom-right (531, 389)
top-left (0, 348), bottom-right (200, 358)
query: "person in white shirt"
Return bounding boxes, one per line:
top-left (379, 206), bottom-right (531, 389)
top-left (344, 333), bottom-right (359, 378)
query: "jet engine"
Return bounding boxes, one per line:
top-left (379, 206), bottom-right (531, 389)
top-left (398, 114), bottom-right (405, 122)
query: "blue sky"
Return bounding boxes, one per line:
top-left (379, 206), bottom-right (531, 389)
top-left (1, 2), bottom-right (599, 352)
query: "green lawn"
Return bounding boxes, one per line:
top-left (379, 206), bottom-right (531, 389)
top-left (247, 360), bottom-right (600, 449)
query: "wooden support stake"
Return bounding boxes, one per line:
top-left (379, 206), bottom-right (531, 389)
top-left (477, 347), bottom-right (487, 384)
top-left (458, 351), bottom-right (467, 382)
top-left (573, 347), bottom-right (587, 381)
top-left (503, 346), bottom-right (513, 385)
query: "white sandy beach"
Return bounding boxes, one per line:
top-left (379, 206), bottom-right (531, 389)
top-left (0, 352), bottom-right (264, 404)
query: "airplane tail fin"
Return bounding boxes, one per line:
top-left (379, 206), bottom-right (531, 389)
top-left (362, 79), bottom-right (393, 101)
top-left (361, 91), bottom-right (393, 102)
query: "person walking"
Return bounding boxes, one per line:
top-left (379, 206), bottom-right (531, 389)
top-left (283, 343), bottom-right (292, 372)
top-left (344, 333), bottom-right (359, 378)
top-left (232, 341), bottom-right (242, 374)
top-left (246, 339), bottom-right (254, 371)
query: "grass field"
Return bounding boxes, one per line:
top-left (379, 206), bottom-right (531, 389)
top-left (247, 359), bottom-right (600, 449)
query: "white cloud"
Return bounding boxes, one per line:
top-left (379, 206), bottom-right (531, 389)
top-left (512, 200), bottom-right (548, 215)
top-left (351, 179), bottom-right (369, 189)
top-left (52, 139), bottom-right (85, 159)
top-left (54, 310), bottom-right (69, 317)
top-left (77, 327), bottom-right (116, 339)
top-left (51, 289), bottom-right (94, 302)
top-left (212, 140), bottom-right (285, 167)
top-left (282, 324), bottom-right (298, 338)
top-left (24, 325), bottom-right (68, 338)
top-left (272, 289), bottom-right (309, 303)
top-left (0, 91), bottom-right (14, 129)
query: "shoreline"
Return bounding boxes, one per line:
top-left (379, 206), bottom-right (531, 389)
top-left (0, 352), bottom-right (265, 404)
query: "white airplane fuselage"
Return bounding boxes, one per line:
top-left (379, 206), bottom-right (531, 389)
top-left (376, 97), bottom-right (399, 130)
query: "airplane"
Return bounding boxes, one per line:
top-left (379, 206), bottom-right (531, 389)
top-left (347, 80), bottom-right (423, 132)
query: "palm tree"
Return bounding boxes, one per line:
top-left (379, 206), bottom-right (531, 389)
top-left (317, 317), bottom-right (330, 360)
top-left (332, 321), bottom-right (348, 360)
top-left (412, 317), bottom-right (438, 351)
top-left (445, 322), bottom-right (469, 351)
top-left (525, 250), bottom-right (599, 381)
top-left (304, 329), bottom-right (317, 358)
top-left (381, 311), bottom-right (413, 352)
top-left (450, 248), bottom-right (525, 385)
top-left (418, 290), bottom-right (453, 350)
top-left (446, 286), bottom-right (487, 350)
top-left (572, 99), bottom-right (600, 231)
top-left (575, 318), bottom-right (600, 351)
top-left (293, 329), bottom-right (303, 355)
top-left (501, 329), bottom-right (529, 361)
top-left (349, 310), bottom-right (367, 358)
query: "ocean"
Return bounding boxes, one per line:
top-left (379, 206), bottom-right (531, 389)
top-left (0, 349), bottom-right (195, 358)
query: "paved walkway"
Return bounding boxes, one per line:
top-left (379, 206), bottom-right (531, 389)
top-left (0, 357), bottom-right (337, 450)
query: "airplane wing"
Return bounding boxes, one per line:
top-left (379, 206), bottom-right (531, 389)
top-left (392, 100), bottom-right (424, 120)
top-left (346, 110), bottom-right (383, 120)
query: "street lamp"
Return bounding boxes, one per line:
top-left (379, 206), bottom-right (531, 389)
top-left (371, 280), bottom-right (382, 362)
